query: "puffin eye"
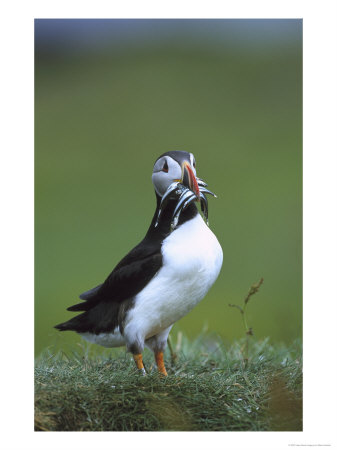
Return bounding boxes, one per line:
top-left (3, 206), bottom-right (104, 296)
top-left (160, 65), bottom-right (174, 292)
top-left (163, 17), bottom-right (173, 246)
top-left (193, 159), bottom-right (196, 169)
top-left (162, 160), bottom-right (169, 173)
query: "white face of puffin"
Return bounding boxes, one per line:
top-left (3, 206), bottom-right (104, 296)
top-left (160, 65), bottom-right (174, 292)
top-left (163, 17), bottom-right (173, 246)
top-left (152, 153), bottom-right (197, 197)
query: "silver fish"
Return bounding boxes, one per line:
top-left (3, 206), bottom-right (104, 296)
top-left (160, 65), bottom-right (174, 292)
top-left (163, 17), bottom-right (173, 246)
top-left (171, 191), bottom-right (197, 231)
top-left (172, 190), bottom-right (197, 220)
top-left (196, 177), bottom-right (208, 187)
top-left (155, 178), bottom-right (217, 230)
top-left (200, 192), bottom-right (209, 225)
top-left (155, 182), bottom-right (183, 227)
top-left (199, 186), bottom-right (217, 198)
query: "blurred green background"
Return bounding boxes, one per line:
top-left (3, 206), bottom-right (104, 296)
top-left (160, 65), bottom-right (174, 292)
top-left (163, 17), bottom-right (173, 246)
top-left (35, 19), bottom-right (302, 356)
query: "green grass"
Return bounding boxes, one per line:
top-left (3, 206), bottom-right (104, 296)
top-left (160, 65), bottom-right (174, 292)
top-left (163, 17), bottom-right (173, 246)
top-left (35, 335), bottom-right (302, 431)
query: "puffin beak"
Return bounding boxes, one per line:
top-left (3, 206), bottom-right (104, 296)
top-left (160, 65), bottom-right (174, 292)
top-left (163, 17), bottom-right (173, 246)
top-left (181, 161), bottom-right (200, 200)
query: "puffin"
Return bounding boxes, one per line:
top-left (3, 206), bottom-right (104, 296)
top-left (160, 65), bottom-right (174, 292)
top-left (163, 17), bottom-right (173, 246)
top-left (55, 151), bottom-right (223, 376)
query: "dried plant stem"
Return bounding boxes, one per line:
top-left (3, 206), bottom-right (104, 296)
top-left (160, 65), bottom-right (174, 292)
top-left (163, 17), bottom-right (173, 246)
top-left (229, 277), bottom-right (264, 365)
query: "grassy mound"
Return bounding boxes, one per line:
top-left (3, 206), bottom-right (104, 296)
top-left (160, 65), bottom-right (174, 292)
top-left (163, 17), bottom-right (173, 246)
top-left (35, 336), bottom-right (302, 431)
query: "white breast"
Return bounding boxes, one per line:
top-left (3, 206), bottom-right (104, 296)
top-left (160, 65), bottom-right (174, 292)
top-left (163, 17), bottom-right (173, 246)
top-left (124, 214), bottom-right (223, 341)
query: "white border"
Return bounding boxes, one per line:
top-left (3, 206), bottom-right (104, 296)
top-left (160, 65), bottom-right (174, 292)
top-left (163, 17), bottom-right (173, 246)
top-left (1, 1), bottom-right (337, 449)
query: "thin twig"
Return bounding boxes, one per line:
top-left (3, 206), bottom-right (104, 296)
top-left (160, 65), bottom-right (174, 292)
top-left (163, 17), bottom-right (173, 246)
top-left (167, 336), bottom-right (178, 363)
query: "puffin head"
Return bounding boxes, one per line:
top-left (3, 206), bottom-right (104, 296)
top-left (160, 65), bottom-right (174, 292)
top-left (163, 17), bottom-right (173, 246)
top-left (152, 151), bottom-right (200, 199)
top-left (152, 151), bottom-right (216, 230)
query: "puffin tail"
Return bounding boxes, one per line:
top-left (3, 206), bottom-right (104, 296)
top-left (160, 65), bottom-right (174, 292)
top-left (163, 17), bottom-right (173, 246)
top-left (54, 301), bottom-right (121, 334)
top-left (54, 314), bottom-right (86, 332)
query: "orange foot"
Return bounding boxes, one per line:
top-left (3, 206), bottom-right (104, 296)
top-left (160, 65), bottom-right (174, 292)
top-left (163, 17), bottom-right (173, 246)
top-left (133, 353), bottom-right (146, 375)
top-left (155, 351), bottom-right (168, 376)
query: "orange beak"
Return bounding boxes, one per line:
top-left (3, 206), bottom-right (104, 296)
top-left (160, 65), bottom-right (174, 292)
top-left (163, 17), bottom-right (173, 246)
top-left (181, 161), bottom-right (200, 200)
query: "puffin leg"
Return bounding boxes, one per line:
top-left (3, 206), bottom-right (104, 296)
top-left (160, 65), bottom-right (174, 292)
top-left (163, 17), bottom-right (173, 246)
top-left (155, 351), bottom-right (168, 376)
top-left (144, 326), bottom-right (173, 376)
top-left (133, 353), bottom-right (146, 375)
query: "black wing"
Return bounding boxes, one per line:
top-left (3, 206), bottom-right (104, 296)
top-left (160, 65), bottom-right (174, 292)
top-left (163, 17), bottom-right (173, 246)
top-left (55, 243), bottom-right (162, 333)
top-left (66, 239), bottom-right (162, 312)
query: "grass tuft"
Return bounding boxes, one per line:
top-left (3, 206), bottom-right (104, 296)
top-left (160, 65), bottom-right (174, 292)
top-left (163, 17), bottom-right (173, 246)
top-left (35, 334), bottom-right (302, 431)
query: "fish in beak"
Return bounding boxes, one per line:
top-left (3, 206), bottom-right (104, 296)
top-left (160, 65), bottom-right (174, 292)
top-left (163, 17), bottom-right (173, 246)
top-left (155, 159), bottom-right (217, 230)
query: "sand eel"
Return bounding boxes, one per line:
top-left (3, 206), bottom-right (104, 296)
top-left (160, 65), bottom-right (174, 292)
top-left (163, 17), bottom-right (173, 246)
top-left (55, 151), bottom-right (223, 376)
